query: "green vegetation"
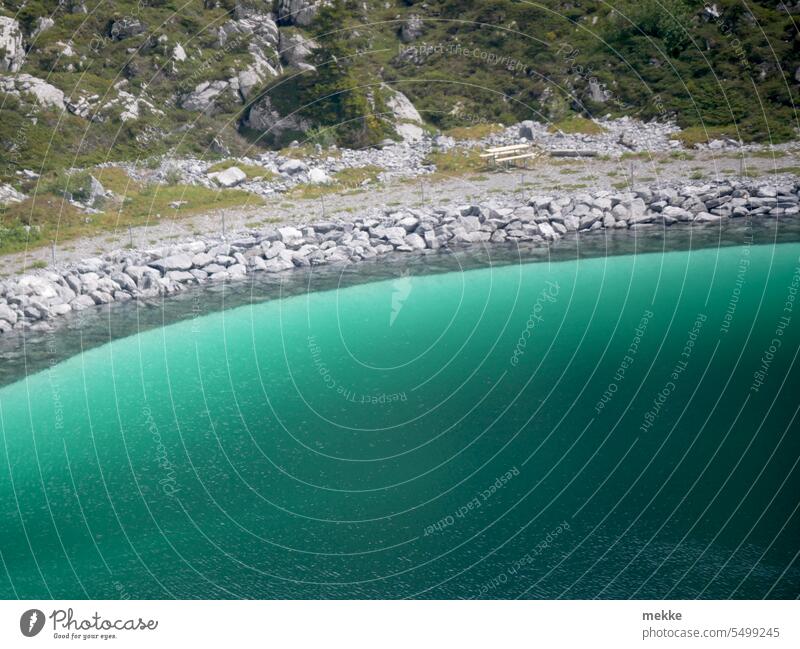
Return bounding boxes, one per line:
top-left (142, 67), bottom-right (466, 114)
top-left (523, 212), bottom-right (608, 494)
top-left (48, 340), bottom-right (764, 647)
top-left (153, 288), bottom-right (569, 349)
top-left (0, 0), bottom-right (797, 186)
top-left (423, 149), bottom-right (487, 178)
top-left (207, 160), bottom-right (276, 179)
top-left (443, 124), bottom-right (505, 140)
top-left (0, 166), bottom-right (261, 254)
top-left (549, 116), bottom-right (606, 135)
top-left (248, 0), bottom-right (394, 148)
top-left (289, 165), bottom-right (383, 198)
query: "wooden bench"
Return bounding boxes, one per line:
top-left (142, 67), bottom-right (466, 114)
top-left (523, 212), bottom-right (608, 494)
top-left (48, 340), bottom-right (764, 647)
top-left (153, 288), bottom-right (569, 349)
top-left (481, 143), bottom-right (542, 168)
top-left (480, 144), bottom-right (531, 159)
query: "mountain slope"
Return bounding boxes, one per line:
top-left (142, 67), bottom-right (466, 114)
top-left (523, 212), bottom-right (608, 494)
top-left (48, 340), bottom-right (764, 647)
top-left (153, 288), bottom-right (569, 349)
top-left (0, 0), bottom-right (798, 181)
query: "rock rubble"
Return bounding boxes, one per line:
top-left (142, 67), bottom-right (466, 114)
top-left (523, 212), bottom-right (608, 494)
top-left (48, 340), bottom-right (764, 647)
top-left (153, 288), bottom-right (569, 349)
top-left (2, 178), bottom-right (798, 335)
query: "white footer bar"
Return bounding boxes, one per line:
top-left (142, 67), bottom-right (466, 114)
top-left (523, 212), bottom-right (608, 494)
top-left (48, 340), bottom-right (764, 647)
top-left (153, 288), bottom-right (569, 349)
top-left (1, 600), bottom-right (797, 648)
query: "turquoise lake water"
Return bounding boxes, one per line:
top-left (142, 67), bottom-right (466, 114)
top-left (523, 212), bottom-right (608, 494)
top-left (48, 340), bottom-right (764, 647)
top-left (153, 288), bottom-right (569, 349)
top-left (0, 240), bottom-right (798, 598)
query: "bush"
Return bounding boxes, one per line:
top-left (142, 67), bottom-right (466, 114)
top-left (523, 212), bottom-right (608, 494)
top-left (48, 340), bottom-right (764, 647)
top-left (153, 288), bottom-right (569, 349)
top-left (614, 0), bottom-right (695, 56)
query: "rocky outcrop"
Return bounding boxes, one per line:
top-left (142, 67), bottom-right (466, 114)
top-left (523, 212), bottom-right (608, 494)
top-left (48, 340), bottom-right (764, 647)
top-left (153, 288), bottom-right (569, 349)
top-left (32, 17), bottom-right (55, 40)
top-left (242, 95), bottom-right (311, 140)
top-left (0, 17), bottom-right (25, 72)
top-left (109, 18), bottom-right (147, 41)
top-left (181, 80), bottom-right (236, 113)
top-left (173, 15), bottom-right (282, 109)
top-left (0, 184), bottom-right (26, 205)
top-left (0, 74), bottom-right (66, 110)
top-left (1, 178), bottom-right (797, 335)
top-left (279, 31), bottom-right (316, 69)
top-left (276, 0), bottom-right (327, 27)
top-left (105, 84), bottom-right (162, 122)
top-left (218, 12), bottom-right (279, 50)
top-left (400, 14), bottom-right (424, 43)
top-left (385, 87), bottom-right (424, 142)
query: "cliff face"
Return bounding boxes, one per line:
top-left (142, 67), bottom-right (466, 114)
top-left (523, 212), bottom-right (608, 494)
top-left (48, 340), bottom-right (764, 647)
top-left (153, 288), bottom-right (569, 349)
top-left (0, 0), bottom-right (798, 176)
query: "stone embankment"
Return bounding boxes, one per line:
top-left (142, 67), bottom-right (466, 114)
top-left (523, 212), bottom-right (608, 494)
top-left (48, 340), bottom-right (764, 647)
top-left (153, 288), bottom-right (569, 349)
top-left (1, 178), bottom-right (798, 335)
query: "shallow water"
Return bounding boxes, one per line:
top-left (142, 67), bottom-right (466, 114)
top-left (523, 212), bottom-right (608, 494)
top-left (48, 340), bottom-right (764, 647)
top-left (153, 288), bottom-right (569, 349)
top-left (0, 229), bottom-right (799, 599)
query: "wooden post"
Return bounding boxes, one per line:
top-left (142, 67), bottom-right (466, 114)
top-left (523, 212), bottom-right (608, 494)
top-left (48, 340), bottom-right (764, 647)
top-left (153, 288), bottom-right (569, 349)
top-left (629, 161), bottom-right (635, 189)
top-left (321, 195), bottom-right (325, 218)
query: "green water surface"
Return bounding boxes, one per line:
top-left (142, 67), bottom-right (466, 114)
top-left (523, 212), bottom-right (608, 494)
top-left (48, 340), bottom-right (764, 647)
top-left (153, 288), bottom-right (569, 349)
top-left (1, 242), bottom-right (798, 598)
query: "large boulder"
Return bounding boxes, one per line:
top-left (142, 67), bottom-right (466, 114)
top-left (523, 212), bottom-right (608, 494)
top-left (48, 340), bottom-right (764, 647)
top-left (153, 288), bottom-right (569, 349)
top-left (210, 166), bottom-right (247, 187)
top-left (278, 158), bottom-right (307, 175)
top-left (0, 74), bottom-right (66, 110)
top-left (308, 168), bottom-right (331, 184)
top-left (384, 86), bottom-right (424, 142)
top-left (86, 175), bottom-right (106, 208)
top-left (385, 87), bottom-right (422, 124)
top-left (518, 120), bottom-right (536, 140)
top-left (148, 254), bottom-right (193, 273)
top-left (0, 17), bottom-right (25, 72)
top-left (0, 304), bottom-right (19, 325)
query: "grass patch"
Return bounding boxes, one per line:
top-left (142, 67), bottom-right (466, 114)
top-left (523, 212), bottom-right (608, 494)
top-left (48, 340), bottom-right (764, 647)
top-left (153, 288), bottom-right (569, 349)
top-left (549, 116), bottom-right (606, 135)
top-left (443, 123), bottom-right (504, 141)
top-left (0, 167), bottom-right (261, 255)
top-left (748, 149), bottom-right (789, 159)
top-left (671, 126), bottom-right (741, 148)
top-left (278, 144), bottom-right (341, 160)
top-left (289, 165), bottom-right (383, 199)
top-left (424, 149), bottom-right (487, 179)
top-left (773, 166), bottom-right (800, 175)
top-left (245, 217), bottom-right (282, 228)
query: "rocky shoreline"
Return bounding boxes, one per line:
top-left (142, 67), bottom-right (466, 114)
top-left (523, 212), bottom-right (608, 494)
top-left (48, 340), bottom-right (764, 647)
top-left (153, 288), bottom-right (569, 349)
top-left (1, 177), bottom-right (799, 336)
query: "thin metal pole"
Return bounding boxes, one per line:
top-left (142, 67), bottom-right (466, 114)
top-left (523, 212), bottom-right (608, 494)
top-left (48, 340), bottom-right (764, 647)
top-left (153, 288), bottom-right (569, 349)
top-left (50, 241), bottom-right (55, 265)
top-left (321, 195), bottom-right (325, 218)
top-left (128, 225), bottom-right (133, 248)
top-left (222, 211), bottom-right (226, 239)
top-left (629, 161), bottom-right (635, 189)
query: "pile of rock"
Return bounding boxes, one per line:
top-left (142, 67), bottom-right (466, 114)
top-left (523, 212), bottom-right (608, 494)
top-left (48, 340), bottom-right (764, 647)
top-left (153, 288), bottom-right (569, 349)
top-left (117, 139), bottom-right (435, 198)
top-left (486, 117), bottom-right (682, 155)
top-left (1, 178), bottom-right (798, 335)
